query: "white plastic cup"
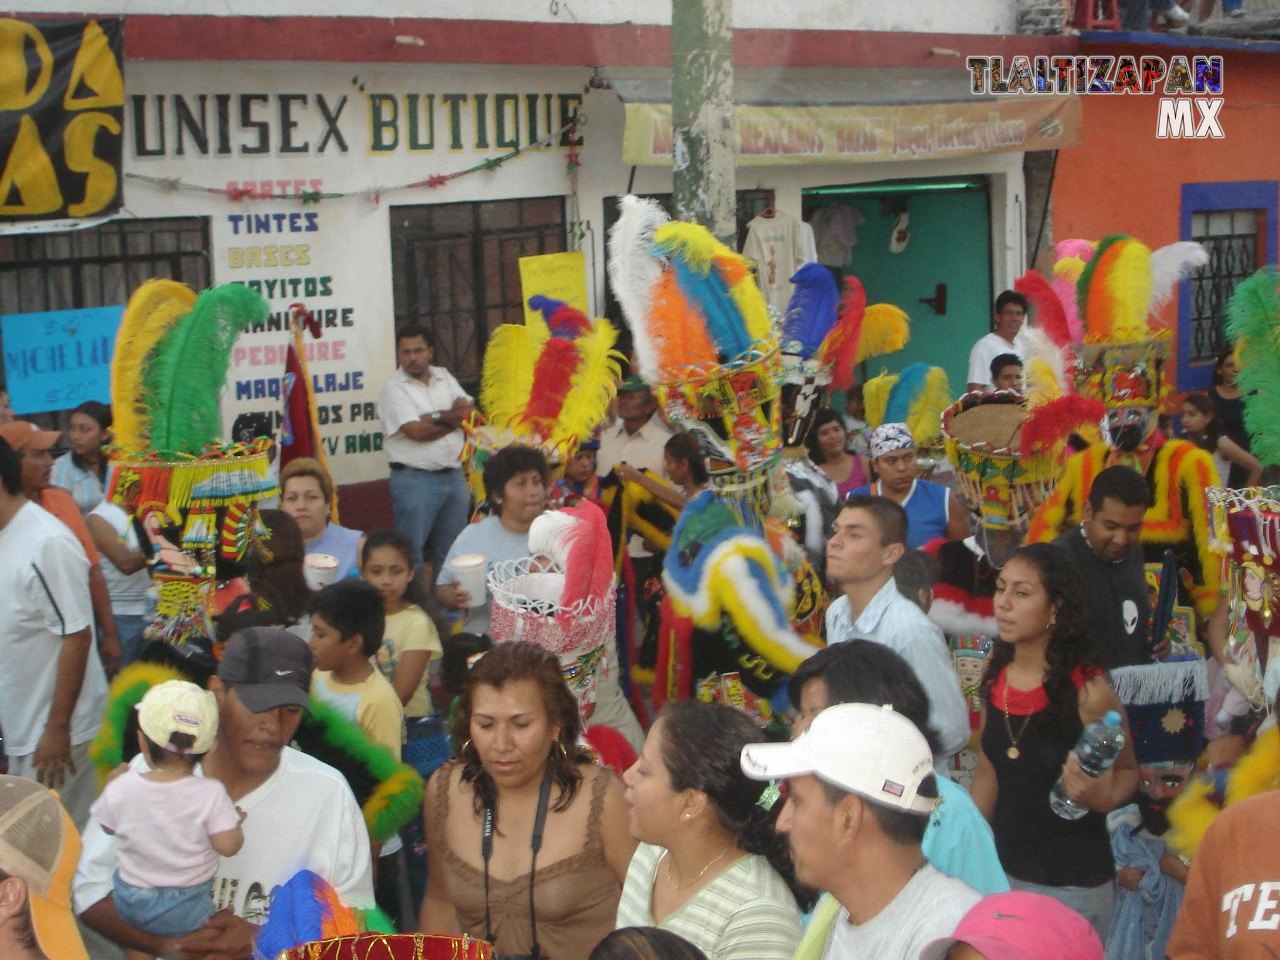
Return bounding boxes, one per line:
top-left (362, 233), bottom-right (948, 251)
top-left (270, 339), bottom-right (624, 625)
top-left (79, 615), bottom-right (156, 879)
top-left (303, 553), bottom-right (340, 591)
top-left (450, 554), bottom-right (488, 608)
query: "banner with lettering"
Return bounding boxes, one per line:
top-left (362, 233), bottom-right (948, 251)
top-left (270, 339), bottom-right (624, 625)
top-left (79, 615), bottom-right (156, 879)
top-left (622, 97), bottom-right (1082, 166)
top-left (0, 18), bottom-right (125, 221)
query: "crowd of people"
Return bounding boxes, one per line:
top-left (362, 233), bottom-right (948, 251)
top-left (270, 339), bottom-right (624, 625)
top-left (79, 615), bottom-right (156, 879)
top-left (0, 243), bottom-right (1277, 960)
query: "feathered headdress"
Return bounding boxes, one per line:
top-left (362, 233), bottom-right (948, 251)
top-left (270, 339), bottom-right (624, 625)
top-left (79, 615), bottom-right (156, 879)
top-left (468, 295), bottom-right (623, 500)
top-left (778, 266), bottom-right (910, 446)
top-left (607, 197), bottom-right (782, 509)
top-left (1225, 266), bottom-right (1280, 466)
top-left (488, 500), bottom-right (618, 726)
top-left (1074, 235), bottom-right (1206, 410)
top-left (942, 392), bottom-right (1063, 533)
top-left (663, 491), bottom-right (818, 686)
top-left (106, 281), bottom-right (277, 648)
top-left (862, 362), bottom-right (951, 448)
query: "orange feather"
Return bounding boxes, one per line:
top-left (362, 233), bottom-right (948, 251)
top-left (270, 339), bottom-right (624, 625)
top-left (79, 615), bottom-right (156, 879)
top-left (648, 269), bottom-right (717, 376)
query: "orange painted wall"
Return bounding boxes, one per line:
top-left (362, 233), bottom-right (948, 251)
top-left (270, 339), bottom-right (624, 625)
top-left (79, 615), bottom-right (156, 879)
top-left (1051, 43), bottom-right (1280, 391)
top-left (1054, 46), bottom-right (1277, 241)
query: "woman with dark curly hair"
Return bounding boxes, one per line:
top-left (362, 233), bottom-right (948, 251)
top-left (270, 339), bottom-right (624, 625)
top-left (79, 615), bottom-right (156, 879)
top-left (971, 543), bottom-right (1137, 940)
top-left (617, 701), bottom-right (804, 960)
top-left (421, 642), bottom-right (636, 960)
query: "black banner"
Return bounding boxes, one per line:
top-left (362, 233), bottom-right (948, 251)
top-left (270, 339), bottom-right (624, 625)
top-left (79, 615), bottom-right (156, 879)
top-left (0, 18), bottom-right (124, 221)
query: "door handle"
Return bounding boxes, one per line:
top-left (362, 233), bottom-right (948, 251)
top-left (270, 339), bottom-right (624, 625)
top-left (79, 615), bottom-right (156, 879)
top-left (919, 283), bottom-right (947, 316)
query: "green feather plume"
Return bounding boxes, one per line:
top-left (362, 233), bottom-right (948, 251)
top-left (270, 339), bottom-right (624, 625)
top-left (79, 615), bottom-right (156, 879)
top-left (144, 284), bottom-right (269, 455)
top-left (303, 697), bottom-right (426, 844)
top-left (1226, 266), bottom-right (1280, 466)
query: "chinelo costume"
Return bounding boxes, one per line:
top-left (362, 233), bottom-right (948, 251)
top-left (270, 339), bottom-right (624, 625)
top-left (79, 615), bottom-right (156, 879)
top-left (91, 280), bottom-right (419, 947)
top-left (106, 280), bottom-right (278, 648)
top-left (1026, 235), bottom-right (1220, 617)
top-left (779, 262), bottom-right (910, 570)
top-left (608, 196), bottom-right (822, 725)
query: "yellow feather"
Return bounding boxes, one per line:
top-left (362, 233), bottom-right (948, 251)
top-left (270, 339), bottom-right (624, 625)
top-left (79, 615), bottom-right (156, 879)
top-left (727, 269), bottom-right (772, 343)
top-left (653, 221), bottom-right (724, 274)
top-left (1053, 257), bottom-right (1087, 283)
top-left (551, 319), bottom-right (624, 451)
top-left (480, 323), bottom-right (548, 427)
top-left (111, 280), bottom-right (197, 455)
top-left (906, 366), bottom-right (952, 446)
top-left (1106, 238), bottom-right (1155, 343)
top-left (862, 371), bottom-right (898, 429)
top-left (1024, 356), bottom-right (1064, 406)
top-left (1165, 776), bottom-right (1220, 860)
top-left (1224, 726), bottom-right (1280, 806)
top-left (856, 305), bottom-right (911, 363)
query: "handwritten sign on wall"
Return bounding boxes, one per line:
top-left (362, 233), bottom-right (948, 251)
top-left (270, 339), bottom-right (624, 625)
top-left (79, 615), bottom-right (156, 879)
top-left (518, 251), bottom-right (589, 326)
top-left (2, 305), bottom-right (123, 414)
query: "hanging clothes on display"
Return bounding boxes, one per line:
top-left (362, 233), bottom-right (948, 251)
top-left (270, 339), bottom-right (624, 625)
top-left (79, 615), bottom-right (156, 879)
top-left (741, 209), bottom-right (810, 316)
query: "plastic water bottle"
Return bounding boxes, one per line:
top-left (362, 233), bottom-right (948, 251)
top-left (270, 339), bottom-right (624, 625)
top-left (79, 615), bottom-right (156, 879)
top-left (1049, 710), bottom-right (1126, 821)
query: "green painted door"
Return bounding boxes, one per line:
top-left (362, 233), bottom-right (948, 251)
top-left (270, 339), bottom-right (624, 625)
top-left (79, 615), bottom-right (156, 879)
top-left (803, 179), bottom-right (993, 395)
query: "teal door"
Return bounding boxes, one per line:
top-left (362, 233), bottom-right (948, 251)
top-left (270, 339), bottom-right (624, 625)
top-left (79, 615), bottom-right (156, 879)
top-left (803, 179), bottom-right (994, 395)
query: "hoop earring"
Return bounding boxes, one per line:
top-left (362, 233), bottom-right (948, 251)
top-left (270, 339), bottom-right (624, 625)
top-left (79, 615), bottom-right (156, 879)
top-left (553, 740), bottom-right (568, 763)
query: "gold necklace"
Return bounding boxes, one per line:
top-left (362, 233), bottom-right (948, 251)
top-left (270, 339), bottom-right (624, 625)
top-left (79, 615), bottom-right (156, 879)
top-left (664, 844), bottom-right (731, 890)
top-left (1001, 683), bottom-right (1032, 760)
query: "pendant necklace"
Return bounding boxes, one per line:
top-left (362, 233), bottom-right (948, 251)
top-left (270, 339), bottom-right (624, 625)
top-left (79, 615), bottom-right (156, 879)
top-left (1001, 682), bottom-right (1032, 760)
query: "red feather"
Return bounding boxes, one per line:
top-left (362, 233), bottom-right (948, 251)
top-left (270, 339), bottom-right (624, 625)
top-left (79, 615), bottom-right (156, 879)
top-left (1020, 394), bottom-right (1106, 457)
top-left (584, 725), bottom-right (637, 777)
top-left (1015, 270), bottom-right (1072, 347)
top-left (547, 304), bottom-right (592, 338)
top-left (823, 277), bottom-right (867, 391)
top-left (558, 500), bottom-right (615, 617)
top-left (522, 339), bottom-right (581, 427)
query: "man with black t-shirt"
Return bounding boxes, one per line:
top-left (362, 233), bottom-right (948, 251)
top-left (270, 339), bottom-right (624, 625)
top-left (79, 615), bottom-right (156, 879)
top-left (1052, 466), bottom-right (1159, 668)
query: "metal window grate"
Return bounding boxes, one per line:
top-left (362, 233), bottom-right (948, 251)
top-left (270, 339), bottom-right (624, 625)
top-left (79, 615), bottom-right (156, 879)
top-left (1188, 209), bottom-right (1260, 365)
top-left (0, 217), bottom-right (212, 421)
top-left (389, 197), bottom-right (567, 391)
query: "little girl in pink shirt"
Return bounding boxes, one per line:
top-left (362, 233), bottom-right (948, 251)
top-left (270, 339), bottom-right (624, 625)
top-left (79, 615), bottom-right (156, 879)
top-left (89, 680), bottom-right (244, 938)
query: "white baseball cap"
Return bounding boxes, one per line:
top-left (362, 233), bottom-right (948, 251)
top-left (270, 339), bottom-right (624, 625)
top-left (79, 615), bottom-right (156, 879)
top-left (740, 703), bottom-right (937, 815)
top-left (137, 680), bottom-right (219, 755)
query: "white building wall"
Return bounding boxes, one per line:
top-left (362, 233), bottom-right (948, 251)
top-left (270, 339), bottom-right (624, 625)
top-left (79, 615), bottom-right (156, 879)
top-left (21, 1), bottom-right (1015, 35)
top-left (80, 58), bottom-right (1025, 485)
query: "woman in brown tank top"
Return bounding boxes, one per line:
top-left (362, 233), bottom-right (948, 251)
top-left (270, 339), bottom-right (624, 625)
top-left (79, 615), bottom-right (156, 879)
top-left (420, 642), bottom-right (636, 960)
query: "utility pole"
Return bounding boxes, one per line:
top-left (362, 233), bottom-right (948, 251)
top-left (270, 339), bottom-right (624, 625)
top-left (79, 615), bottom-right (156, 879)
top-left (671, 0), bottom-right (735, 246)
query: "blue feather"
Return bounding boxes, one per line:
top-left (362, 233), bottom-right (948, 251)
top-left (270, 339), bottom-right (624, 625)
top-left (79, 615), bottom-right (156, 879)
top-left (782, 263), bottom-right (839, 359)
top-left (252, 870), bottom-right (329, 960)
top-left (883, 362), bottom-right (930, 425)
top-left (526, 295), bottom-right (562, 321)
top-left (672, 260), bottom-right (752, 359)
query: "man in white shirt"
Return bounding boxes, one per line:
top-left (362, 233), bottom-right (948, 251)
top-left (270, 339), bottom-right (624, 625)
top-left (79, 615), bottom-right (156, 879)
top-left (966, 291), bottom-right (1029, 393)
top-left (824, 495), bottom-right (969, 760)
top-left (741, 703), bottom-right (980, 960)
top-left (0, 435), bottom-right (107, 833)
top-left (377, 326), bottom-right (474, 575)
top-left (596, 376), bottom-right (674, 560)
top-left (75, 628), bottom-right (374, 959)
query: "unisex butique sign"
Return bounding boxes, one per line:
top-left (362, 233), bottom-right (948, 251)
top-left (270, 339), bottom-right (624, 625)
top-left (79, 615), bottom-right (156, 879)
top-left (0, 18), bottom-right (124, 221)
